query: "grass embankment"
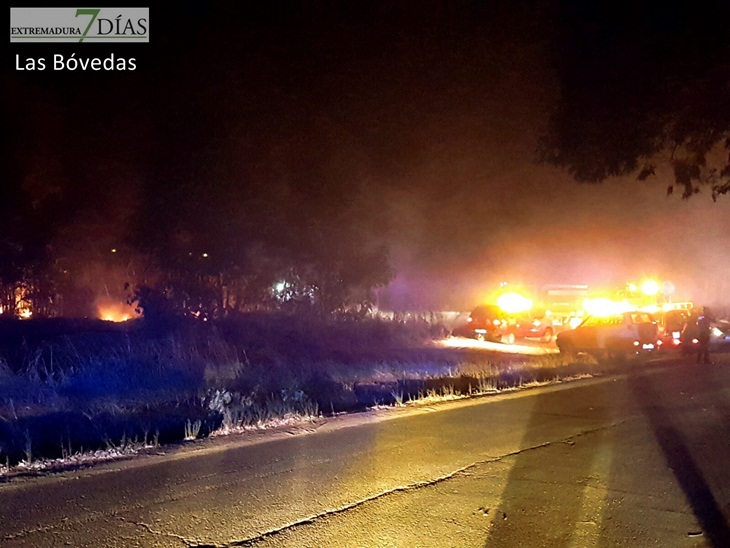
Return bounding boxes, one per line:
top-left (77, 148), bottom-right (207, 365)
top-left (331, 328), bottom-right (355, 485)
top-left (0, 314), bottom-right (591, 472)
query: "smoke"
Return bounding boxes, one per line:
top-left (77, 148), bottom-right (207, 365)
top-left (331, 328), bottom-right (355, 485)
top-left (378, 159), bottom-right (730, 311)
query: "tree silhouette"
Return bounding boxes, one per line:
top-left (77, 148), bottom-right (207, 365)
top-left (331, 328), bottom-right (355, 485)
top-left (540, 2), bottom-right (730, 199)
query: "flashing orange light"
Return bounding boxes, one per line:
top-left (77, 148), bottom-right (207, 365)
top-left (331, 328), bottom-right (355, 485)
top-left (641, 280), bottom-right (659, 296)
top-left (496, 292), bottom-right (533, 314)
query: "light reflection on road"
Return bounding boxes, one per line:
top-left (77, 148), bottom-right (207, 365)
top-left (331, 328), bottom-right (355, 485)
top-left (437, 337), bottom-right (560, 355)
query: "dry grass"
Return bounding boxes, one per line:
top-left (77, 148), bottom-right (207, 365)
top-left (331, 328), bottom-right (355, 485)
top-left (0, 314), bottom-right (608, 470)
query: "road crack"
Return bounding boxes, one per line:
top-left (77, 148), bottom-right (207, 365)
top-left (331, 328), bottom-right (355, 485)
top-left (133, 519), bottom-right (204, 546)
top-left (189, 421), bottom-right (623, 547)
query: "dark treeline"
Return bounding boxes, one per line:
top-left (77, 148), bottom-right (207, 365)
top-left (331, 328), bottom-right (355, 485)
top-left (0, 117), bottom-right (393, 319)
top-left (1, 35), bottom-right (394, 319)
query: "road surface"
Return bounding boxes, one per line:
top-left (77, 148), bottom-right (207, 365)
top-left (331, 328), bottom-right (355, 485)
top-left (2, 357), bottom-right (730, 547)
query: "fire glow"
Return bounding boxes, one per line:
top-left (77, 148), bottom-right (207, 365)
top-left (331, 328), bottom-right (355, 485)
top-left (97, 301), bottom-right (138, 322)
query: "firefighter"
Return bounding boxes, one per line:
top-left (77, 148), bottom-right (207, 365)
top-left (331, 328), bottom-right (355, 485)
top-left (696, 306), bottom-right (716, 365)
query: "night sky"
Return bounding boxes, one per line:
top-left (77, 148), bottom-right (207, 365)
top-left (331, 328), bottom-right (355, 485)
top-left (3, 2), bottom-right (730, 312)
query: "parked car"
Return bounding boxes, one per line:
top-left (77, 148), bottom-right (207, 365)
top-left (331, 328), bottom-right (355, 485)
top-left (500, 311), bottom-right (574, 343)
top-left (556, 311), bottom-right (662, 362)
top-left (655, 308), bottom-right (692, 349)
top-left (453, 304), bottom-right (510, 343)
top-left (680, 313), bottom-right (730, 354)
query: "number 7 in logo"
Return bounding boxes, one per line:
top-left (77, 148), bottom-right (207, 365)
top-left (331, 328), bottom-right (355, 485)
top-left (76, 8), bottom-right (100, 43)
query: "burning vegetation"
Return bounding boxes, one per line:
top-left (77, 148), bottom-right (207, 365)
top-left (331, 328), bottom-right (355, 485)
top-left (96, 298), bottom-right (139, 323)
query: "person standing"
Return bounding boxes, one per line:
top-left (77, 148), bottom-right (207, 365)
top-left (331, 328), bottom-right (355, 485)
top-left (696, 306), bottom-right (716, 365)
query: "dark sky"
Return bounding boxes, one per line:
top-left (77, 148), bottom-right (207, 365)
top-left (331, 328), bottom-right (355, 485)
top-left (4, 1), bottom-right (730, 311)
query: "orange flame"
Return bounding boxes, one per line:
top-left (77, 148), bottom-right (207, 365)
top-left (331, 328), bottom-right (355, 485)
top-left (97, 300), bottom-right (138, 322)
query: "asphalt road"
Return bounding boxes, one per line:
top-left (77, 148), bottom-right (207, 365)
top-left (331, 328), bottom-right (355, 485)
top-left (2, 357), bottom-right (730, 547)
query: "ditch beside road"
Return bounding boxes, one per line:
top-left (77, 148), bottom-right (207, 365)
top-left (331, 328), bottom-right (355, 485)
top-left (1, 354), bottom-right (729, 547)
